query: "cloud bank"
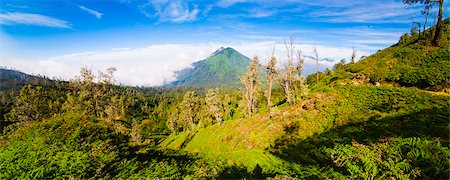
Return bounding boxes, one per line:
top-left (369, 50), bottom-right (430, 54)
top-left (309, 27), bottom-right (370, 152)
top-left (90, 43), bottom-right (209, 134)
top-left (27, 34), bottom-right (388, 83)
top-left (1, 42), bottom-right (367, 87)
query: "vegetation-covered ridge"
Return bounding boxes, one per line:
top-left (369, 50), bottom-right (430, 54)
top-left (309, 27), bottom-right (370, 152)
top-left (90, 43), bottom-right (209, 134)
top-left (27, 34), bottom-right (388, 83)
top-left (0, 67), bottom-right (61, 91)
top-left (319, 18), bottom-right (450, 91)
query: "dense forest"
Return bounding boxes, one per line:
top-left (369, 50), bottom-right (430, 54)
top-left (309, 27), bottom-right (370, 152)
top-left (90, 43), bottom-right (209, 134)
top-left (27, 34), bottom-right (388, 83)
top-left (0, 13), bottom-right (449, 180)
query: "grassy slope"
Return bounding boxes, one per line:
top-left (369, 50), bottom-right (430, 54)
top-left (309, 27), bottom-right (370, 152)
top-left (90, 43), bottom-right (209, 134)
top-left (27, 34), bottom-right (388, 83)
top-left (342, 18), bottom-right (449, 90)
top-left (160, 85), bottom-right (449, 177)
top-left (160, 20), bottom-right (450, 178)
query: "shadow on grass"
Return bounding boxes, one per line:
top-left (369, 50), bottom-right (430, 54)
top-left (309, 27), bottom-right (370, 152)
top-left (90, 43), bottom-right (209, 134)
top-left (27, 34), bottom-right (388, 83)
top-left (270, 107), bottom-right (449, 176)
top-left (217, 164), bottom-right (274, 179)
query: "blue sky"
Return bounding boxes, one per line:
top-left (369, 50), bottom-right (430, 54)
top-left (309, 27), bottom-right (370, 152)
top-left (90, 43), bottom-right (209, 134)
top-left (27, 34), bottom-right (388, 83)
top-left (1, 0), bottom-right (448, 86)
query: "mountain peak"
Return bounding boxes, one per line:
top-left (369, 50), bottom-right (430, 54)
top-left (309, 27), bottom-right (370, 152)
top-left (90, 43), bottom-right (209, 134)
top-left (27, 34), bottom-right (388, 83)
top-left (172, 47), bottom-right (251, 88)
top-left (210, 47), bottom-right (236, 57)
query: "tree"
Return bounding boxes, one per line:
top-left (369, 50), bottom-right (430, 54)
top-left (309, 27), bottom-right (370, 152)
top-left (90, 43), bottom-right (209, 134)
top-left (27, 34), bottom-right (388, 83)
top-left (179, 91), bottom-right (198, 131)
top-left (6, 85), bottom-right (50, 123)
top-left (69, 67), bottom-right (120, 119)
top-left (98, 67), bottom-right (117, 85)
top-left (241, 56), bottom-right (260, 117)
top-left (334, 58), bottom-right (347, 70)
top-left (422, 4), bottom-right (433, 35)
top-left (411, 21), bottom-right (422, 38)
top-left (167, 106), bottom-right (180, 134)
top-left (205, 88), bottom-right (223, 125)
top-left (265, 48), bottom-right (278, 112)
top-left (283, 36), bottom-right (297, 104)
top-left (399, 33), bottom-right (411, 44)
top-left (130, 121), bottom-right (142, 144)
top-left (403, 0), bottom-right (445, 45)
top-left (351, 47), bottom-right (357, 63)
top-left (295, 50), bottom-right (306, 100)
top-left (313, 45), bottom-right (320, 84)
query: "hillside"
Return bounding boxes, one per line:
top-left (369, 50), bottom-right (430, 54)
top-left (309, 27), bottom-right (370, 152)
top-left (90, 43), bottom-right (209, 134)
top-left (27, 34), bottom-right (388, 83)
top-left (319, 18), bottom-right (450, 91)
top-left (160, 86), bottom-right (449, 178)
top-left (159, 21), bottom-right (450, 178)
top-left (173, 47), bottom-right (257, 88)
top-left (0, 68), bottom-right (53, 91)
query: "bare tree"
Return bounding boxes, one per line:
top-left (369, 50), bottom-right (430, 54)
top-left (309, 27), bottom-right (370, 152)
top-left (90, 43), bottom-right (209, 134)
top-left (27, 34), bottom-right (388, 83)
top-left (351, 47), bottom-right (357, 63)
top-left (296, 50), bottom-right (306, 100)
top-left (241, 56), bottom-right (260, 117)
top-left (265, 48), bottom-right (278, 112)
top-left (422, 4), bottom-right (433, 34)
top-left (284, 35), bottom-right (297, 104)
top-left (98, 67), bottom-right (117, 85)
top-left (403, 0), bottom-right (445, 45)
top-left (312, 45), bottom-right (320, 84)
top-left (411, 21), bottom-right (422, 38)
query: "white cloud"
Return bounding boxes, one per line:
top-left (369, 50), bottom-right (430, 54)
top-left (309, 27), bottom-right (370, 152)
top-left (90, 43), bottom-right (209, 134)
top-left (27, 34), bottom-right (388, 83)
top-left (78, 5), bottom-right (103, 19)
top-left (1, 42), bottom-right (367, 87)
top-left (0, 12), bottom-right (71, 28)
top-left (142, 0), bottom-right (199, 23)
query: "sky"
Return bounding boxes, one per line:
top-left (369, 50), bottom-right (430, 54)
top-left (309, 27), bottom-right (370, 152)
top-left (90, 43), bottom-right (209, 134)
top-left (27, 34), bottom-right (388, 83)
top-left (0, 0), bottom-right (448, 86)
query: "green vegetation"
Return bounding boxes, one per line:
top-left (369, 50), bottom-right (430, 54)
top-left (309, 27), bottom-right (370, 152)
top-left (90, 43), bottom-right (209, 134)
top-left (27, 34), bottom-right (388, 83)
top-left (162, 85), bottom-right (449, 178)
top-left (0, 19), bottom-right (449, 179)
top-left (340, 18), bottom-right (449, 90)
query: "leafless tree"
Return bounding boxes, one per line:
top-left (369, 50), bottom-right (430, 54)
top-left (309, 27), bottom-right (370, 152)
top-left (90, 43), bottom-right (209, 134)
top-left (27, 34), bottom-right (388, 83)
top-left (241, 56), bottom-right (260, 116)
top-left (312, 45), bottom-right (320, 84)
top-left (403, 0), bottom-right (445, 45)
top-left (265, 47), bottom-right (278, 112)
top-left (351, 47), bottom-right (357, 63)
top-left (284, 35), bottom-right (297, 104)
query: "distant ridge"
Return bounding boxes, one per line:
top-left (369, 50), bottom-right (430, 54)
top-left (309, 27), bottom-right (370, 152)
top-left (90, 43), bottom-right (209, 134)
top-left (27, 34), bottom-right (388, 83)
top-left (0, 68), bottom-right (56, 91)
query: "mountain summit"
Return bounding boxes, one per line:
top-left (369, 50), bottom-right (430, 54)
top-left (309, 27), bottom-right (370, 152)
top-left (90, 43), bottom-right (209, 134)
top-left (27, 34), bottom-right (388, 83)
top-left (172, 47), bottom-right (252, 88)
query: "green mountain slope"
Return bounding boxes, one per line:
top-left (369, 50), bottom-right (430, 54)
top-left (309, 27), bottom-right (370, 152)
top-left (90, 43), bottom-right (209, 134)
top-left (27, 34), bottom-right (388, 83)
top-left (173, 47), bottom-right (255, 88)
top-left (320, 18), bottom-right (449, 91)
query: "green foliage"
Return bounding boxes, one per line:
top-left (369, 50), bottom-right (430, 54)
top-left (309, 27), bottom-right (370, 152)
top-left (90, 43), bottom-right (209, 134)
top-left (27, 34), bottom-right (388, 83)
top-left (313, 18), bottom-right (450, 90)
top-left (398, 33), bottom-right (411, 44)
top-left (330, 137), bottom-right (448, 179)
top-left (0, 112), bottom-right (126, 179)
top-left (5, 85), bottom-right (62, 123)
top-left (0, 112), bottom-right (221, 179)
top-left (205, 88), bottom-right (224, 125)
top-left (161, 84), bottom-right (449, 178)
